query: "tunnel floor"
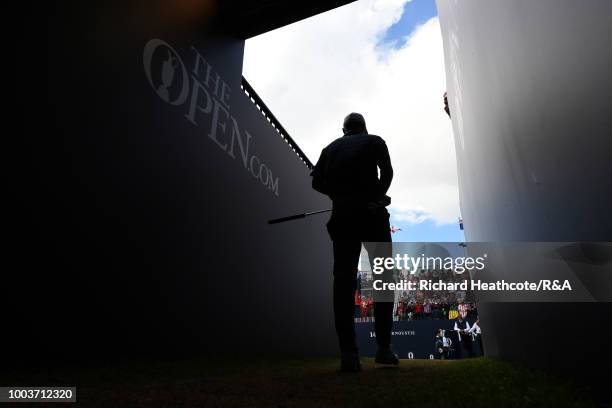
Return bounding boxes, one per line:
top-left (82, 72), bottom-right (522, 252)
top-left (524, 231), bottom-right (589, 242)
top-left (3, 357), bottom-right (598, 407)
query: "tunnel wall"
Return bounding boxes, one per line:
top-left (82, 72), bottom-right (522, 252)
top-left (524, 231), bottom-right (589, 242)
top-left (10, 2), bottom-right (337, 363)
top-left (436, 0), bottom-right (612, 378)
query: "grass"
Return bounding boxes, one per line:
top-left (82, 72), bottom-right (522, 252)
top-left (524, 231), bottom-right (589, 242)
top-left (3, 357), bottom-right (596, 407)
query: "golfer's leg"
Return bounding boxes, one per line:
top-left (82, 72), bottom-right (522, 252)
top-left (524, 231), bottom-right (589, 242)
top-left (374, 299), bottom-right (393, 348)
top-left (366, 213), bottom-right (394, 349)
top-left (333, 239), bottom-right (362, 352)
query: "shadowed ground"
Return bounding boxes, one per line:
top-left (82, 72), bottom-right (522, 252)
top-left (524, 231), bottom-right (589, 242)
top-left (2, 357), bottom-right (598, 407)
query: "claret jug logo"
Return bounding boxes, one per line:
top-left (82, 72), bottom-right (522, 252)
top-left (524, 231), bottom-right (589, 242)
top-left (143, 39), bottom-right (280, 196)
top-left (143, 39), bottom-right (189, 105)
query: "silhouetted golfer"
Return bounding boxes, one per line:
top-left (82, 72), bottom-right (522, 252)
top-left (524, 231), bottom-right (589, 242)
top-left (312, 112), bottom-right (399, 372)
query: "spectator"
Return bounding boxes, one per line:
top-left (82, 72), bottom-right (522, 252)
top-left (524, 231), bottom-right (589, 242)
top-left (396, 300), bottom-right (405, 320)
top-left (468, 318), bottom-right (481, 337)
top-left (367, 295), bottom-right (374, 319)
top-left (354, 290), bottom-right (362, 320)
top-left (423, 300), bottom-right (432, 319)
top-left (414, 302), bottom-right (423, 319)
top-left (454, 315), bottom-right (473, 358)
top-left (435, 329), bottom-right (452, 359)
top-left (360, 296), bottom-right (369, 321)
top-left (468, 318), bottom-right (483, 355)
top-left (458, 300), bottom-right (469, 319)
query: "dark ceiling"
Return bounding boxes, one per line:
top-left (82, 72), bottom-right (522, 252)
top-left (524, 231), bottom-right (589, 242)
top-left (214, 0), bottom-right (357, 38)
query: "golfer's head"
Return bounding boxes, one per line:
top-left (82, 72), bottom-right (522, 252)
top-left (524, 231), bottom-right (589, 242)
top-left (342, 112), bottom-right (367, 135)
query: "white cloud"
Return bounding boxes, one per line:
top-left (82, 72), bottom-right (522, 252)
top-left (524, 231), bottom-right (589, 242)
top-left (244, 0), bottom-right (460, 225)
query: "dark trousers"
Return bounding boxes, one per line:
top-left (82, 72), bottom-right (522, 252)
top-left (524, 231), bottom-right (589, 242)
top-left (459, 334), bottom-right (474, 358)
top-left (327, 207), bottom-right (393, 352)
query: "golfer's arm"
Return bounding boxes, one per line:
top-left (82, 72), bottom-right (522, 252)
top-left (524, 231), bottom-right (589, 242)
top-left (311, 150), bottom-right (329, 195)
top-left (377, 140), bottom-right (393, 196)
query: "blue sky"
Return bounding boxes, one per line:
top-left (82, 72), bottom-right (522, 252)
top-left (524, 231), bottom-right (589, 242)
top-left (390, 219), bottom-right (464, 242)
top-left (378, 0), bottom-right (464, 242)
top-left (245, 0), bottom-right (464, 243)
top-left (379, 0), bottom-right (438, 49)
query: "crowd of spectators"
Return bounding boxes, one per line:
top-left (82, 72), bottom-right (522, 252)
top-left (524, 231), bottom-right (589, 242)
top-left (354, 268), bottom-right (478, 322)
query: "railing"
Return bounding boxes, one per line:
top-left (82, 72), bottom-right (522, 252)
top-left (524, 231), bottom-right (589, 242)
top-left (241, 77), bottom-right (314, 170)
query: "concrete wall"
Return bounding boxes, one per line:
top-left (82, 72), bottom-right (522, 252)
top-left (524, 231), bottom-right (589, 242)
top-left (437, 0), bottom-right (612, 379)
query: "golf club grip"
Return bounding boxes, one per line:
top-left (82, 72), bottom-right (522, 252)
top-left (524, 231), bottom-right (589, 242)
top-left (268, 213), bottom-right (306, 224)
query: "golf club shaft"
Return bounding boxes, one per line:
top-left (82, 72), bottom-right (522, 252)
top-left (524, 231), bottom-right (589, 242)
top-left (268, 209), bottom-right (331, 224)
